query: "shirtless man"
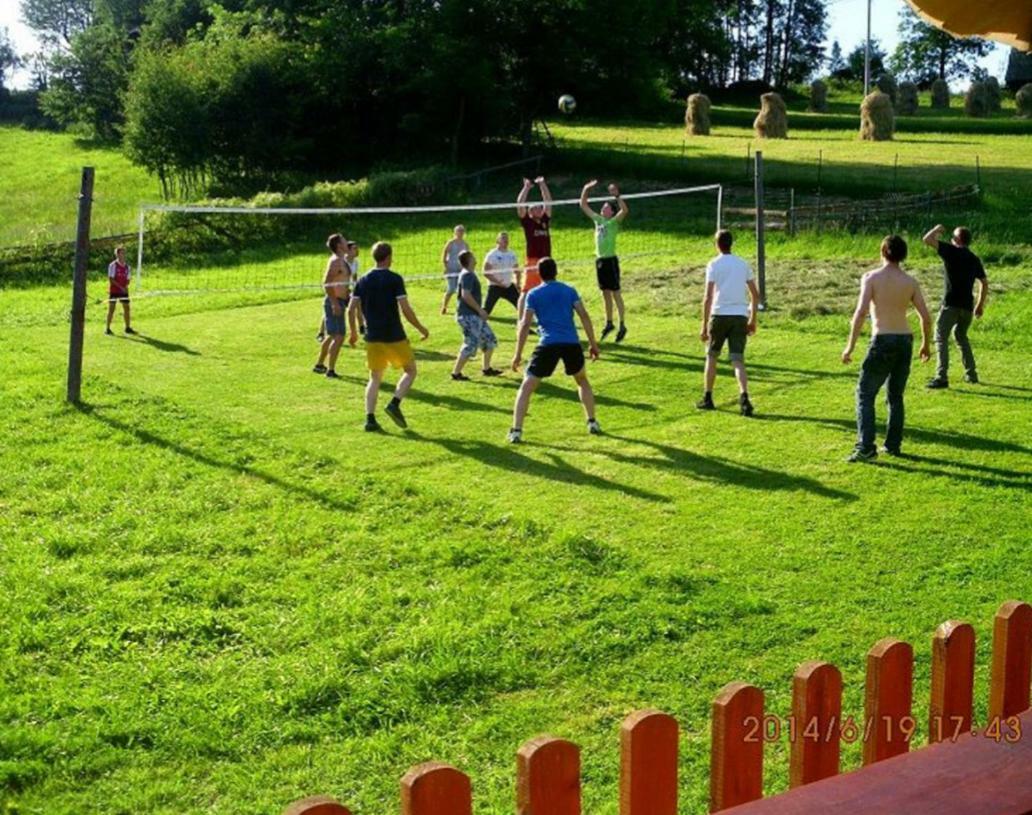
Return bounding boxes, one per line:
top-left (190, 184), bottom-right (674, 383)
top-left (313, 233), bottom-right (350, 379)
top-left (842, 234), bottom-right (932, 462)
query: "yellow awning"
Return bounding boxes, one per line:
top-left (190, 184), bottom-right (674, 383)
top-left (905, 0), bottom-right (1032, 52)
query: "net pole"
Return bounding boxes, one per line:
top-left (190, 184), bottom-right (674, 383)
top-left (136, 207), bottom-right (145, 284)
top-left (67, 166), bottom-right (94, 404)
top-left (754, 151), bottom-right (767, 311)
top-left (716, 184), bottom-right (724, 231)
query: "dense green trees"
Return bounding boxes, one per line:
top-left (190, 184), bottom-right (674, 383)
top-left (889, 6), bottom-right (993, 84)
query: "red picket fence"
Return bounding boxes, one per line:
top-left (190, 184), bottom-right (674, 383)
top-left (283, 600), bottom-right (1032, 815)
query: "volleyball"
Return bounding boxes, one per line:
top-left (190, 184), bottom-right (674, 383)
top-left (558, 94), bottom-right (577, 114)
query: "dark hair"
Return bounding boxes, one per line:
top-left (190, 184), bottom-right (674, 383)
top-left (458, 249), bottom-right (475, 269)
top-left (538, 257), bottom-right (558, 280)
top-left (880, 234), bottom-right (908, 263)
top-left (372, 241), bottom-right (392, 263)
top-left (346, 240), bottom-right (358, 249)
top-left (603, 199), bottom-right (619, 215)
top-left (715, 230), bottom-right (733, 252)
top-left (953, 226), bottom-right (972, 246)
top-left (327, 233), bottom-right (344, 252)
top-left (114, 245), bottom-right (126, 254)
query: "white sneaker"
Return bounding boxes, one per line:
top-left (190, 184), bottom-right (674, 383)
top-left (507, 428), bottom-right (522, 444)
top-left (587, 419), bottom-right (602, 435)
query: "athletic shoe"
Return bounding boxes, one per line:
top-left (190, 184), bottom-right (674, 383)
top-left (124, 327), bottom-right (137, 335)
top-left (507, 428), bottom-right (522, 444)
top-left (926, 378), bottom-right (949, 389)
top-left (359, 324), bottom-right (367, 336)
top-left (105, 327), bottom-right (113, 335)
top-left (325, 370), bottom-right (342, 379)
top-left (964, 372), bottom-right (979, 384)
top-left (600, 322), bottom-right (615, 341)
top-left (881, 445), bottom-right (902, 457)
top-left (384, 401), bottom-right (407, 429)
top-left (847, 447), bottom-right (878, 463)
top-left (615, 325), bottom-right (627, 343)
top-left (482, 367), bottom-right (503, 377)
top-left (696, 394), bottom-right (715, 410)
top-left (312, 364), bottom-right (328, 374)
top-left (451, 372), bottom-right (470, 381)
top-left (587, 419), bottom-right (602, 435)
top-left (364, 417), bottom-right (383, 432)
top-left (739, 395), bottom-right (754, 417)
top-left (316, 332), bottom-right (325, 343)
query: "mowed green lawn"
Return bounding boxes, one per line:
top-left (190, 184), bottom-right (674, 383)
top-left (2, 236), bottom-right (1030, 813)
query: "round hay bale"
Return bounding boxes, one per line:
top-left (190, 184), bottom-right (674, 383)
top-left (876, 73), bottom-right (898, 105)
top-left (897, 81), bottom-right (919, 115)
top-left (985, 76), bottom-right (1002, 111)
top-left (859, 91), bottom-right (894, 141)
top-left (931, 78), bottom-right (950, 109)
top-left (753, 92), bottom-right (788, 139)
top-left (809, 79), bottom-right (828, 112)
top-left (685, 93), bottom-right (711, 136)
top-left (1017, 83), bottom-right (1032, 118)
top-left (964, 81), bottom-right (991, 117)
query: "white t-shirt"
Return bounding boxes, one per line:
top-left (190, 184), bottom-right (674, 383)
top-left (705, 253), bottom-right (754, 316)
top-left (484, 247), bottom-right (519, 288)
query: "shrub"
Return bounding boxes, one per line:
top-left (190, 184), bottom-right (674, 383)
top-left (754, 92), bottom-right (788, 139)
top-left (897, 81), bottom-right (919, 115)
top-left (809, 80), bottom-right (828, 112)
top-left (931, 78), bottom-right (950, 109)
top-left (685, 93), bottom-right (711, 135)
top-left (859, 91), bottom-right (894, 141)
top-left (964, 82), bottom-right (991, 118)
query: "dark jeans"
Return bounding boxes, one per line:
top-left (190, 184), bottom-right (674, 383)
top-left (855, 334), bottom-right (913, 453)
top-left (484, 283), bottom-right (519, 314)
top-left (935, 306), bottom-right (976, 380)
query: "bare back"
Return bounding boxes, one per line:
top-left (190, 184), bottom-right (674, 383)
top-left (865, 264), bottom-right (919, 335)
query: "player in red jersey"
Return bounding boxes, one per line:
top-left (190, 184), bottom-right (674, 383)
top-left (516, 176), bottom-right (553, 324)
top-left (106, 246), bottom-right (136, 335)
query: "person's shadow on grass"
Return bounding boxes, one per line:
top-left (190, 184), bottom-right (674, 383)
top-left (121, 333), bottom-right (201, 356)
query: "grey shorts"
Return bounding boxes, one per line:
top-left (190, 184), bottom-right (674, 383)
top-left (444, 271), bottom-right (460, 294)
top-left (708, 315), bottom-right (748, 361)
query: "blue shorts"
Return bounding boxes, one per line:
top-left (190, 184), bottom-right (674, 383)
top-left (323, 296), bottom-right (348, 336)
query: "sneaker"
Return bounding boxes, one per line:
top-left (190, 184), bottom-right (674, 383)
top-left (926, 378), bottom-right (949, 389)
top-left (964, 372), bottom-right (979, 384)
top-left (316, 332), bottom-right (325, 343)
top-left (359, 324), bottom-right (367, 336)
top-left (881, 445), bottom-right (902, 457)
top-left (482, 367), bottom-right (503, 377)
top-left (847, 447), bottom-right (878, 463)
top-left (124, 327), bottom-right (137, 335)
top-left (507, 428), bottom-right (522, 444)
top-left (600, 323), bottom-right (615, 341)
top-left (615, 324), bottom-right (627, 343)
top-left (325, 370), bottom-right (342, 379)
top-left (696, 394), bottom-right (715, 411)
top-left (364, 416), bottom-right (383, 432)
top-left (384, 401), bottom-right (407, 428)
top-left (312, 364), bottom-right (327, 374)
top-left (587, 419), bottom-right (602, 435)
top-left (451, 372), bottom-right (470, 381)
top-left (105, 327), bottom-right (113, 335)
top-left (739, 396), bottom-right (754, 417)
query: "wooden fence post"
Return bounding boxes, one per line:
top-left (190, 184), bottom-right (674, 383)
top-left (401, 762), bottom-right (472, 815)
top-left (754, 150), bottom-right (767, 310)
top-left (67, 166), bottom-right (95, 404)
top-left (517, 736), bottom-right (580, 815)
top-left (863, 638), bottom-right (913, 766)
top-left (929, 621), bottom-right (975, 743)
top-left (989, 600), bottom-right (1032, 720)
top-left (282, 796), bottom-right (352, 815)
top-left (790, 661), bottom-right (842, 788)
top-left (710, 682), bottom-right (764, 812)
top-left (620, 710), bottom-right (678, 815)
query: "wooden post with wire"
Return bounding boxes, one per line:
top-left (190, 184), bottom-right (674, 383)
top-left (754, 150), bottom-right (767, 310)
top-left (67, 166), bottom-right (95, 404)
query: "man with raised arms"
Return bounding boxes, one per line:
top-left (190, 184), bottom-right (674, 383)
top-left (580, 179), bottom-right (630, 342)
top-left (516, 176), bottom-right (553, 323)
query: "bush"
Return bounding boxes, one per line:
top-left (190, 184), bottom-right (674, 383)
top-left (859, 91), bottom-right (894, 141)
top-left (964, 82), bottom-right (991, 118)
top-left (1017, 83), bottom-right (1032, 118)
top-left (897, 81), bottom-right (919, 115)
top-left (809, 80), bottom-right (828, 112)
top-left (931, 78), bottom-right (950, 109)
top-left (985, 76), bottom-right (1002, 112)
top-left (754, 92), bottom-right (788, 139)
top-left (875, 73), bottom-right (898, 106)
top-left (685, 93), bottom-right (711, 135)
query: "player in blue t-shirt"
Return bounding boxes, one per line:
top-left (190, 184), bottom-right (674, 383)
top-left (508, 257), bottom-right (601, 443)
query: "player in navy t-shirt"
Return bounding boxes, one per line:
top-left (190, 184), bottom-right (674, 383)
top-left (508, 257), bottom-right (601, 443)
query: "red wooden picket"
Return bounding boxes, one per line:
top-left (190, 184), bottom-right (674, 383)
top-left (281, 796), bottom-right (352, 815)
top-left (619, 709), bottom-right (678, 815)
top-left (516, 736), bottom-right (581, 815)
top-left (929, 620), bottom-right (975, 743)
top-left (988, 600), bottom-right (1032, 720)
top-left (400, 762), bottom-right (472, 815)
top-left (710, 681), bottom-right (764, 812)
top-left (789, 661), bottom-right (842, 787)
top-left (862, 638), bottom-right (913, 766)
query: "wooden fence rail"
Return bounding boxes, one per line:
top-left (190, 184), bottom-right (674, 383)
top-left (284, 599), bottom-right (1032, 815)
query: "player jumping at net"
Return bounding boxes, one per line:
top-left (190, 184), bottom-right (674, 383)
top-left (440, 225), bottom-right (469, 315)
top-left (579, 180), bottom-right (629, 342)
top-left (922, 224), bottom-right (989, 389)
top-left (483, 232), bottom-right (521, 315)
top-left (698, 230), bottom-right (759, 416)
top-left (509, 257), bottom-right (601, 443)
top-left (516, 176), bottom-right (553, 324)
top-left (842, 235), bottom-right (932, 462)
top-left (451, 250), bottom-right (502, 381)
top-left (314, 233), bottom-right (352, 379)
top-left (348, 241), bottom-right (430, 432)
top-left (105, 246), bottom-right (136, 335)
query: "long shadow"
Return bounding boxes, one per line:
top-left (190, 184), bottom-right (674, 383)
top-left (608, 344), bottom-right (856, 382)
top-left (337, 374), bottom-right (511, 415)
top-left (946, 389), bottom-right (1032, 404)
top-left (121, 333), bottom-right (201, 356)
top-left (878, 458), bottom-right (1030, 491)
top-left (536, 380), bottom-right (658, 411)
top-left (76, 403), bottom-right (355, 512)
top-left (405, 431), bottom-right (667, 503)
top-left (570, 435), bottom-right (857, 501)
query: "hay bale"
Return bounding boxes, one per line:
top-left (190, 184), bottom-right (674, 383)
top-left (897, 81), bottom-right (919, 115)
top-left (876, 73), bottom-right (898, 105)
top-left (809, 79), bottom-right (828, 112)
top-left (753, 92), bottom-right (788, 139)
top-left (964, 81), bottom-right (991, 117)
top-left (1017, 83), bottom-right (1032, 118)
top-left (985, 76), bottom-right (1002, 111)
top-left (859, 91), bottom-right (894, 141)
top-left (931, 78), bottom-right (950, 109)
top-left (685, 93), bottom-right (711, 136)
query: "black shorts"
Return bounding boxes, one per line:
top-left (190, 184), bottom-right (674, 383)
top-left (527, 343), bottom-right (585, 379)
top-left (596, 256), bottom-right (621, 291)
top-left (708, 315), bottom-right (748, 360)
top-left (109, 292), bottom-right (130, 303)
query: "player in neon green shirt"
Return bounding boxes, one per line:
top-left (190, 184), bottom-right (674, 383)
top-left (580, 179), bottom-right (630, 341)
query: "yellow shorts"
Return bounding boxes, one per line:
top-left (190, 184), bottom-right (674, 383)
top-left (366, 339), bottom-right (415, 371)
